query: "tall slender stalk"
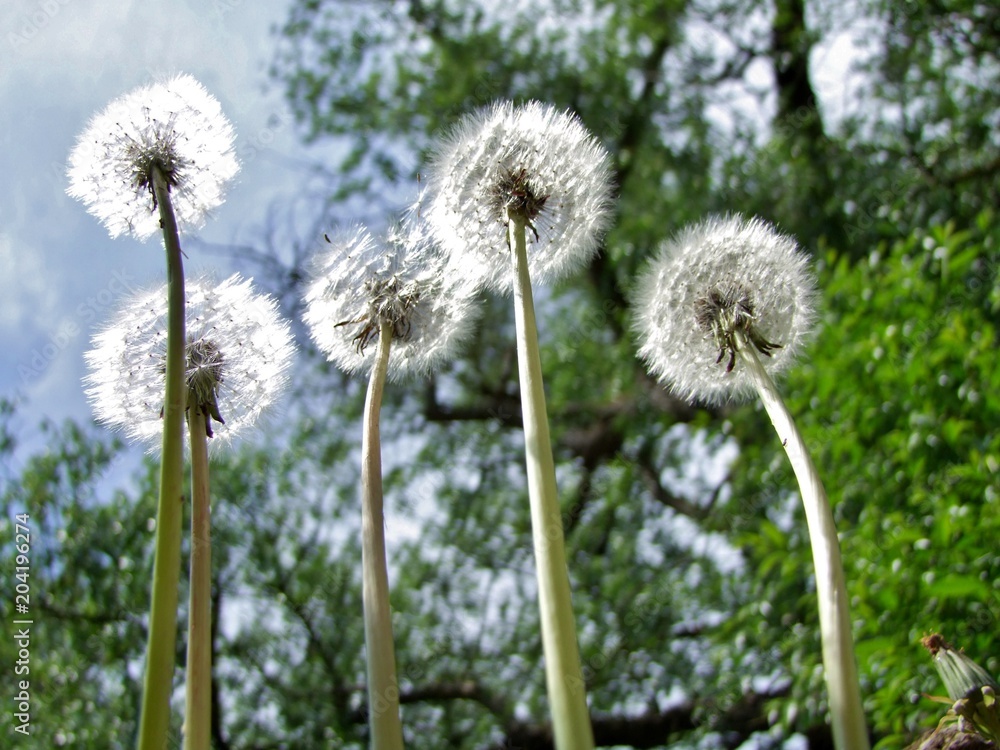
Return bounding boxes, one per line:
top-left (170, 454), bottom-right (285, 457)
top-left (184, 407), bottom-right (212, 750)
top-left (737, 333), bottom-right (869, 750)
top-left (361, 321), bottom-right (405, 750)
top-left (508, 216), bottom-right (594, 750)
top-left (137, 165), bottom-right (187, 750)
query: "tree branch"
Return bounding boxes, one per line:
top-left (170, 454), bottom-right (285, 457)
top-left (210, 584), bottom-right (232, 750)
top-left (634, 445), bottom-right (710, 521)
top-left (37, 596), bottom-right (138, 626)
top-left (423, 379), bottom-right (522, 427)
top-left (346, 679), bottom-right (516, 727)
top-left (485, 686), bottom-right (795, 749)
top-left (342, 676), bottom-right (797, 749)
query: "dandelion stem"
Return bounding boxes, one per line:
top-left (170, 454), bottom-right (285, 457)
top-left (736, 332), bottom-right (869, 750)
top-left (361, 321), bottom-right (404, 750)
top-left (137, 165), bottom-right (187, 750)
top-left (508, 215), bottom-right (594, 750)
top-left (184, 407), bottom-right (212, 750)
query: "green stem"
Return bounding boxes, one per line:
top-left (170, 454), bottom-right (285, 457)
top-left (137, 165), bottom-right (187, 750)
top-left (184, 408), bottom-right (212, 750)
top-left (736, 335), bottom-right (869, 750)
top-left (361, 321), bottom-right (404, 750)
top-left (508, 216), bottom-right (594, 750)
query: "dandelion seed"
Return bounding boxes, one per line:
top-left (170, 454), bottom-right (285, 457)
top-left (84, 274), bottom-right (294, 450)
top-left (67, 74), bottom-right (239, 240)
top-left (425, 100), bottom-right (613, 292)
top-left (633, 214), bottom-right (817, 404)
top-left (302, 222), bottom-right (477, 379)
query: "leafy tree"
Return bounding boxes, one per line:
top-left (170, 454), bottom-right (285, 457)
top-left (0, 415), bottom-right (154, 748)
top-left (5, 211), bottom-right (999, 748)
top-left (7, 0), bottom-right (1000, 748)
top-left (862, 0), bottom-right (1000, 230)
top-left (272, 1), bottom-right (998, 747)
top-left (726, 211), bottom-right (1000, 748)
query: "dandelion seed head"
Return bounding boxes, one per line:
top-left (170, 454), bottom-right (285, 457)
top-left (302, 222), bottom-right (478, 380)
top-left (632, 215), bottom-right (817, 405)
top-left (183, 337), bottom-right (227, 437)
top-left (425, 100), bottom-right (614, 293)
top-left (67, 74), bottom-right (239, 240)
top-left (84, 274), bottom-right (294, 451)
top-left (185, 338), bottom-right (225, 404)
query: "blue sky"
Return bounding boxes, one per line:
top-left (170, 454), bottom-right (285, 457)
top-left (0, 0), bottom-right (867, 452)
top-left (0, 0), bottom-right (323, 441)
top-left (0, 6), bottom-right (870, 746)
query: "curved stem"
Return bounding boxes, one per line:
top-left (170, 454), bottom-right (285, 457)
top-left (137, 165), bottom-right (187, 750)
top-left (184, 408), bottom-right (212, 750)
top-left (361, 321), bottom-right (405, 750)
top-left (508, 217), bottom-right (594, 750)
top-left (736, 334), bottom-right (869, 750)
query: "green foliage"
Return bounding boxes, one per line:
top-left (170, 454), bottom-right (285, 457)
top-left (11, 0), bottom-right (1000, 747)
top-left (0, 419), bottom-right (153, 748)
top-left (865, 0), bottom-right (1000, 221)
top-left (7, 218), bottom-right (999, 747)
top-left (730, 211), bottom-right (1000, 748)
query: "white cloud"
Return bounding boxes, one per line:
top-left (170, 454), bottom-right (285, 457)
top-left (0, 231), bottom-right (59, 330)
top-left (0, 2), bottom-right (312, 424)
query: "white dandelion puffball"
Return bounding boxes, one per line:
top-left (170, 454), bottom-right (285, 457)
top-left (85, 274), bottom-right (294, 450)
top-left (67, 74), bottom-right (239, 240)
top-left (302, 223), bottom-right (478, 380)
top-left (633, 215), bottom-right (817, 405)
top-left (425, 100), bottom-right (614, 293)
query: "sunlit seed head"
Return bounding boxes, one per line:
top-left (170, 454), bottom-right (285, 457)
top-left (692, 282), bottom-right (782, 372)
top-left (425, 100), bottom-right (614, 293)
top-left (67, 74), bottom-right (239, 240)
top-left (302, 221), bottom-right (478, 380)
top-left (632, 215), bottom-right (817, 405)
top-left (84, 274), bottom-right (294, 451)
top-left (490, 167), bottom-right (549, 225)
top-left (184, 338), bottom-right (226, 436)
top-left (186, 339), bottom-right (225, 398)
top-left (343, 274), bottom-right (421, 355)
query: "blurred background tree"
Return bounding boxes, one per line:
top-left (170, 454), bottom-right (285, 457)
top-left (2, 0), bottom-right (998, 747)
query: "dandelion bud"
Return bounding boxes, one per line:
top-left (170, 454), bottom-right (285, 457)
top-left (923, 634), bottom-right (1000, 701)
top-left (923, 634), bottom-right (1000, 742)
